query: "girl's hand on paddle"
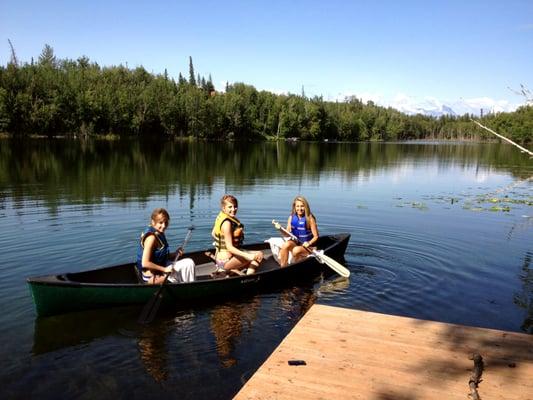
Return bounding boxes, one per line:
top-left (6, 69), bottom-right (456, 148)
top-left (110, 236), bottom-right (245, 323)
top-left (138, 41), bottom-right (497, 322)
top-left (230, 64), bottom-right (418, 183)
top-left (252, 251), bottom-right (263, 263)
top-left (164, 266), bottom-right (173, 274)
top-left (250, 251), bottom-right (263, 263)
top-left (303, 241), bottom-right (310, 248)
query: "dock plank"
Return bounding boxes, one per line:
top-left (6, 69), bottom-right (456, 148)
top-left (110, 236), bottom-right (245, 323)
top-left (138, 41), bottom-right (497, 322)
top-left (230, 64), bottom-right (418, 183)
top-left (235, 304), bottom-right (533, 400)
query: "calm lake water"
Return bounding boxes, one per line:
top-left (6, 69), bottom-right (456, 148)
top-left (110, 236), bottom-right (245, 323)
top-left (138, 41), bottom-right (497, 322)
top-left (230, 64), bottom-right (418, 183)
top-left (0, 139), bottom-right (532, 399)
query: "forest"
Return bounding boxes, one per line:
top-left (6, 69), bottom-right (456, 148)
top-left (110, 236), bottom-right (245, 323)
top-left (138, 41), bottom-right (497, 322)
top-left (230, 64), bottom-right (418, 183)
top-left (1, 44), bottom-right (531, 144)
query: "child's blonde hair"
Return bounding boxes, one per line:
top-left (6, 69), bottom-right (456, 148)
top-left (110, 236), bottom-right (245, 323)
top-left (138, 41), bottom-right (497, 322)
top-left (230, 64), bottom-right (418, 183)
top-left (291, 196), bottom-right (314, 228)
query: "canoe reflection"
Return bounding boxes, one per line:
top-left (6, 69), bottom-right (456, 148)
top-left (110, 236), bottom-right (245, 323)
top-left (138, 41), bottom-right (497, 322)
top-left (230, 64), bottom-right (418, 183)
top-left (32, 306), bottom-right (137, 355)
top-left (136, 311), bottom-right (197, 382)
top-left (31, 278), bottom-right (343, 388)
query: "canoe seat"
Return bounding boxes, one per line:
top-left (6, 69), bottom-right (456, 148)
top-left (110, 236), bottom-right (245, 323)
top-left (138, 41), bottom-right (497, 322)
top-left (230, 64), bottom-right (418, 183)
top-left (65, 264), bottom-right (141, 284)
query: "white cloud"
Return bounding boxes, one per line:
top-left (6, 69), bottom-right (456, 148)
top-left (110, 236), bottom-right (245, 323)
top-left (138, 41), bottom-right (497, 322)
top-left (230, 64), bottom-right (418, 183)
top-left (389, 95), bottom-right (445, 115)
top-left (336, 92), bottom-right (523, 116)
top-left (229, 84), bottom-right (524, 117)
top-left (450, 96), bottom-right (522, 115)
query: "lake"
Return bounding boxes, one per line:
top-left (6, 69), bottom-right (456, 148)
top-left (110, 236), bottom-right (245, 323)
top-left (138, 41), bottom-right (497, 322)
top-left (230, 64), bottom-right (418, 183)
top-left (0, 139), bottom-right (532, 399)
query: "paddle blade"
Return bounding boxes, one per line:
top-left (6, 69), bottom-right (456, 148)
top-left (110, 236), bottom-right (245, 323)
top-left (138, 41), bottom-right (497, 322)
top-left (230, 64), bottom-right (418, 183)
top-left (138, 273), bottom-right (170, 324)
top-left (314, 252), bottom-right (350, 278)
top-left (138, 289), bottom-right (165, 324)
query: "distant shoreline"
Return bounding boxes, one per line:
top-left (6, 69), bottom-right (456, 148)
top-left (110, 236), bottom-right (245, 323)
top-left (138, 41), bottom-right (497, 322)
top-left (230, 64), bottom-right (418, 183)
top-left (0, 133), bottom-right (510, 145)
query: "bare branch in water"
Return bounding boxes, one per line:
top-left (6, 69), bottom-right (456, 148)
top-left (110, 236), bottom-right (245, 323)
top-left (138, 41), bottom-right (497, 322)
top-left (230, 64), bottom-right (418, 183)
top-left (471, 119), bottom-right (533, 157)
top-left (7, 39), bottom-right (18, 66)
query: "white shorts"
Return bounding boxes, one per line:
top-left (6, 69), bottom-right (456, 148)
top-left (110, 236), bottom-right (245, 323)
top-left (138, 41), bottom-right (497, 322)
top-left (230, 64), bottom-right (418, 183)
top-left (265, 237), bottom-right (293, 264)
top-left (167, 258), bottom-right (196, 283)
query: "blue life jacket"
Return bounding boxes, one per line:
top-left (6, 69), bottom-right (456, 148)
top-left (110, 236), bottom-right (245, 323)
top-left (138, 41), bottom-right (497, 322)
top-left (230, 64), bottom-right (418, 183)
top-left (136, 226), bottom-right (169, 273)
top-left (290, 214), bottom-right (313, 243)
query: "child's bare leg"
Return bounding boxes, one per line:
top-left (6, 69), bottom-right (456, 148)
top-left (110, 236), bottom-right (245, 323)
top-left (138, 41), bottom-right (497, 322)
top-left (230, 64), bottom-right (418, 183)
top-left (291, 246), bottom-right (310, 263)
top-left (223, 255), bottom-right (250, 272)
top-left (279, 241), bottom-right (296, 267)
top-left (246, 251), bottom-right (263, 275)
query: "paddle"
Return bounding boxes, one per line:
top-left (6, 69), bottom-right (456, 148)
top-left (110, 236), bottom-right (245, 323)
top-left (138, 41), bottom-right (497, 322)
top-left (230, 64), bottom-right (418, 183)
top-left (271, 220), bottom-right (350, 278)
top-left (138, 226), bottom-right (194, 324)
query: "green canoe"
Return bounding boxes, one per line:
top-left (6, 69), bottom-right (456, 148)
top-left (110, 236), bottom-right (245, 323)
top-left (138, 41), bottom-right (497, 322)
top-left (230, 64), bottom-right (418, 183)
top-left (28, 233), bottom-right (350, 317)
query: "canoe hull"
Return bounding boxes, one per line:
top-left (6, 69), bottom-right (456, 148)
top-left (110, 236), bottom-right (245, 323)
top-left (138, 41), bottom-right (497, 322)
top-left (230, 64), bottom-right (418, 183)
top-left (28, 233), bottom-right (350, 317)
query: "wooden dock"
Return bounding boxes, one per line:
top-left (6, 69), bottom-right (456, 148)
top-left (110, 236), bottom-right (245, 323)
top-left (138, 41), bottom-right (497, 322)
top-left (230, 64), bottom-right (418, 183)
top-left (235, 304), bottom-right (533, 400)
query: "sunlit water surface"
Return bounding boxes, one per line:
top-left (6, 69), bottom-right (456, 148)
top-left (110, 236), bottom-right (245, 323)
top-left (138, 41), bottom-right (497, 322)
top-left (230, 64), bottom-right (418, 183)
top-left (0, 139), bottom-right (531, 399)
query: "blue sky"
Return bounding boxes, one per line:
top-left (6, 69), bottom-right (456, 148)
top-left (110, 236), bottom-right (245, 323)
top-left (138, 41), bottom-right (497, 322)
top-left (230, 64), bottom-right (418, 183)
top-left (1, 0), bottom-right (532, 115)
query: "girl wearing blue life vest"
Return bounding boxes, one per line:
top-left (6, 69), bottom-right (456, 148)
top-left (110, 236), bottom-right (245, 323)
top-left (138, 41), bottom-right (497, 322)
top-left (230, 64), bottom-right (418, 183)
top-left (211, 194), bottom-right (263, 275)
top-left (278, 196), bottom-right (319, 267)
top-left (136, 208), bottom-right (195, 284)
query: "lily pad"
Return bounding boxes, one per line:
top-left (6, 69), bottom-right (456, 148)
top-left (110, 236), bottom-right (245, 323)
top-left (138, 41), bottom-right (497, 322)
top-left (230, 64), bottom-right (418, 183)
top-left (489, 206), bottom-right (511, 212)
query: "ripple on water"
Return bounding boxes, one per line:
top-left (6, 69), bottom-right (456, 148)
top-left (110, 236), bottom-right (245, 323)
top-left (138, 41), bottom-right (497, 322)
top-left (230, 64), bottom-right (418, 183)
top-left (324, 225), bottom-right (468, 319)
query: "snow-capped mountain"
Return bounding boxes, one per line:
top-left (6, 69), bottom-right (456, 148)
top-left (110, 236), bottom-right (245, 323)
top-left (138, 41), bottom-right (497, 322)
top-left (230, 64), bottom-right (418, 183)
top-left (338, 91), bottom-right (522, 117)
top-left (390, 97), bottom-right (520, 117)
top-left (402, 104), bottom-right (457, 117)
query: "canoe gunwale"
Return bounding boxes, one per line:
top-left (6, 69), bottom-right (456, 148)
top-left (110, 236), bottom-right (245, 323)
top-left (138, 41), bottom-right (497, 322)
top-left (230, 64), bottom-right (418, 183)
top-left (28, 233), bottom-right (349, 288)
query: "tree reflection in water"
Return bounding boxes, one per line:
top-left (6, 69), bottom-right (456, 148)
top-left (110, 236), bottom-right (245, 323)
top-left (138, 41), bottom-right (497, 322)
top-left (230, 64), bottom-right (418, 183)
top-left (137, 322), bottom-right (171, 382)
top-left (209, 285), bottom-right (319, 369)
top-left (210, 298), bottom-right (261, 368)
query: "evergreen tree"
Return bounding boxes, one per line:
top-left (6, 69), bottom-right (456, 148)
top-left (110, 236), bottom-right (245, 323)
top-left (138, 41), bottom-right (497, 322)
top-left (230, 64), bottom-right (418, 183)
top-left (188, 56), bottom-right (196, 86)
top-left (38, 44), bottom-right (57, 66)
top-left (77, 56), bottom-right (89, 68)
top-left (206, 74), bottom-right (215, 94)
top-left (178, 72), bottom-right (186, 86)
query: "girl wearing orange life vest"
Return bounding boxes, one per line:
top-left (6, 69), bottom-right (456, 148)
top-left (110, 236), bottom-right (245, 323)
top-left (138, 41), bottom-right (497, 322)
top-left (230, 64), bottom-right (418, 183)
top-left (211, 194), bottom-right (263, 275)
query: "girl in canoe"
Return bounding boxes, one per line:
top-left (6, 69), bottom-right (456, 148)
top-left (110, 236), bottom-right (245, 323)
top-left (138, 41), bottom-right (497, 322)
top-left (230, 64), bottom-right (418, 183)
top-left (276, 196), bottom-right (319, 267)
top-left (212, 194), bottom-right (263, 275)
top-left (136, 208), bottom-right (195, 284)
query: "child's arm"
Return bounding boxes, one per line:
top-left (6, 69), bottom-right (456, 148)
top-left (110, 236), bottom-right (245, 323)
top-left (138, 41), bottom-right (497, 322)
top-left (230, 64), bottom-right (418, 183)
top-left (142, 235), bottom-right (172, 273)
top-left (221, 221), bottom-right (262, 262)
top-left (303, 216), bottom-right (319, 248)
top-left (281, 216), bottom-right (292, 237)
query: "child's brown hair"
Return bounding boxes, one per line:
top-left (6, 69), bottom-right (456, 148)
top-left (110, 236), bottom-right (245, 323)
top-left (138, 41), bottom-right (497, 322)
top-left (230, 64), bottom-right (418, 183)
top-left (220, 194), bottom-right (238, 208)
top-left (151, 208), bottom-right (170, 223)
